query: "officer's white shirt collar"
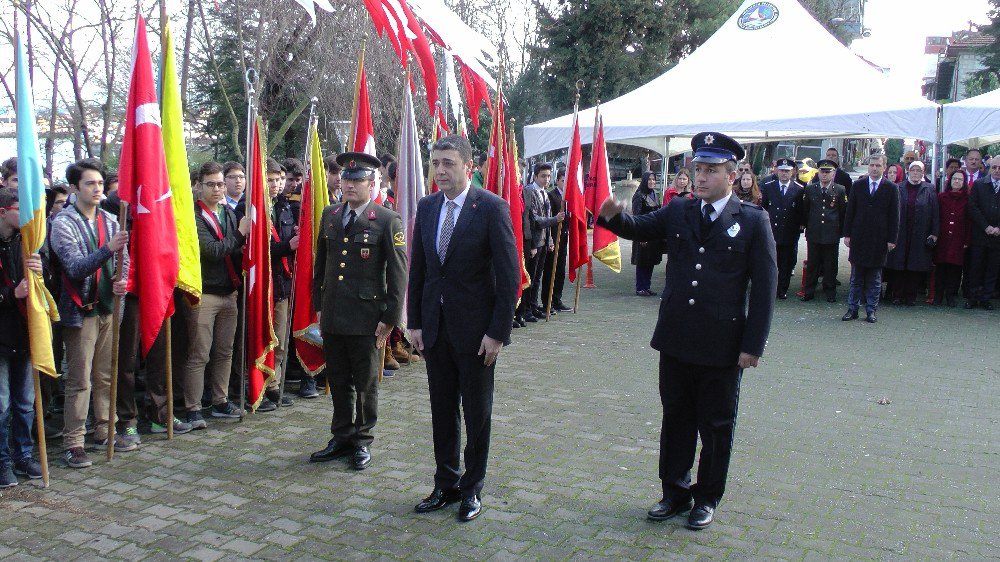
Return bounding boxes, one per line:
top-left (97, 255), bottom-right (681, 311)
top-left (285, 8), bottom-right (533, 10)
top-left (700, 194), bottom-right (732, 222)
top-left (342, 199), bottom-right (371, 227)
top-left (436, 183), bottom-right (471, 251)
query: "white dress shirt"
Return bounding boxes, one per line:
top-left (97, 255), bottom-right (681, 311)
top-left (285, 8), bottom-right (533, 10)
top-left (436, 184), bottom-right (471, 254)
top-left (700, 194), bottom-right (733, 222)
top-left (342, 199), bottom-right (370, 227)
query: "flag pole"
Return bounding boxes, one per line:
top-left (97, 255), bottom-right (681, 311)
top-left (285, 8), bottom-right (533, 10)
top-left (347, 36), bottom-right (367, 151)
top-left (165, 316), bottom-right (173, 438)
top-left (278, 99), bottom-right (318, 406)
top-left (574, 267), bottom-right (582, 312)
top-left (546, 83), bottom-right (582, 321)
top-left (31, 368), bottom-right (48, 486)
top-left (107, 200), bottom-right (127, 461)
top-left (240, 68), bottom-right (257, 420)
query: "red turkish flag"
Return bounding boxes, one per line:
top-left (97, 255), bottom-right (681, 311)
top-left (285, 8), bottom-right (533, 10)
top-left (117, 15), bottom-right (179, 356)
top-left (351, 67), bottom-right (384, 205)
top-left (244, 118), bottom-right (277, 410)
top-left (564, 114), bottom-right (588, 281)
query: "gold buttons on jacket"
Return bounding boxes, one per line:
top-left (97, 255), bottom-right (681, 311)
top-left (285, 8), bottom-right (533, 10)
top-left (699, 247), bottom-right (705, 253)
top-left (696, 264), bottom-right (702, 270)
top-left (343, 237), bottom-right (349, 243)
top-left (692, 281), bottom-right (698, 287)
top-left (342, 250), bottom-right (348, 255)
top-left (339, 263), bottom-right (346, 268)
top-left (337, 275), bottom-right (344, 281)
top-left (689, 299), bottom-right (696, 305)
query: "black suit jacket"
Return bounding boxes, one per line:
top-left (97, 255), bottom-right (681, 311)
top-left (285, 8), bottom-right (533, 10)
top-left (600, 196), bottom-right (777, 367)
top-left (760, 180), bottom-right (805, 246)
top-left (407, 187), bottom-right (519, 354)
top-left (968, 178), bottom-right (1000, 248)
top-left (844, 177), bottom-right (900, 267)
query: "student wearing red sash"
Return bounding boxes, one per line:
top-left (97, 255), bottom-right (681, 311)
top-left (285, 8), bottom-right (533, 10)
top-left (184, 162), bottom-right (250, 428)
top-left (50, 159), bottom-right (129, 468)
top-left (0, 187), bottom-right (45, 485)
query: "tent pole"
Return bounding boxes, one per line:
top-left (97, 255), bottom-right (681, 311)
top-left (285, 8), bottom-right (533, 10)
top-left (662, 137), bottom-right (670, 196)
top-left (935, 105), bottom-right (945, 191)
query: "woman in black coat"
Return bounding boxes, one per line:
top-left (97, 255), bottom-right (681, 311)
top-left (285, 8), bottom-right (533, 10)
top-left (885, 161), bottom-right (939, 305)
top-left (631, 171), bottom-right (662, 296)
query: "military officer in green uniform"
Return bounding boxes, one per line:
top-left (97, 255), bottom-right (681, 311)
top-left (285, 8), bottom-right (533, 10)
top-left (308, 152), bottom-right (407, 470)
top-left (801, 159), bottom-right (848, 303)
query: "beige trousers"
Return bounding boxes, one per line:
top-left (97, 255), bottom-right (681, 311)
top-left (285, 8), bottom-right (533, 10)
top-left (183, 292), bottom-right (238, 410)
top-left (268, 299), bottom-right (289, 391)
top-left (63, 314), bottom-right (113, 448)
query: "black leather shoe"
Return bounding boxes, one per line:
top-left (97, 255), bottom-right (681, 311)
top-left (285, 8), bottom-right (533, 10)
top-left (516, 317), bottom-right (526, 327)
top-left (687, 504), bottom-right (715, 530)
top-left (524, 314), bottom-right (538, 323)
top-left (982, 301), bottom-right (995, 311)
top-left (963, 301), bottom-right (977, 309)
top-left (554, 303), bottom-right (573, 312)
top-left (309, 439), bottom-right (353, 462)
top-left (414, 487), bottom-right (462, 513)
top-left (866, 312), bottom-right (877, 323)
top-left (826, 296), bottom-right (837, 303)
top-left (800, 294), bottom-right (814, 302)
top-left (647, 498), bottom-right (693, 521)
top-left (841, 310), bottom-right (858, 321)
top-left (777, 293), bottom-right (788, 300)
top-left (352, 446), bottom-right (371, 470)
top-left (458, 495), bottom-right (482, 522)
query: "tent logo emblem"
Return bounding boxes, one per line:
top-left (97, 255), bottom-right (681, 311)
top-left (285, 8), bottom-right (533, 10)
top-left (738, 2), bottom-right (779, 30)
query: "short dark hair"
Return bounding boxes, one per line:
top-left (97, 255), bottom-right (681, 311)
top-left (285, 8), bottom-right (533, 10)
top-left (197, 161), bottom-right (224, 183)
top-left (323, 154), bottom-right (341, 173)
top-left (533, 162), bottom-right (553, 176)
top-left (66, 158), bottom-right (106, 187)
top-left (387, 161), bottom-right (397, 181)
top-left (222, 161), bottom-right (244, 177)
top-left (281, 158), bottom-right (304, 177)
top-left (1, 157), bottom-right (16, 180)
top-left (477, 154), bottom-right (488, 166)
top-left (0, 186), bottom-right (18, 208)
top-left (266, 158), bottom-right (284, 175)
top-left (556, 167), bottom-right (567, 181)
top-left (826, 147), bottom-right (839, 155)
top-left (432, 135), bottom-right (473, 163)
top-left (105, 172), bottom-right (119, 186)
top-left (379, 153), bottom-right (397, 167)
top-left (945, 158), bottom-right (961, 169)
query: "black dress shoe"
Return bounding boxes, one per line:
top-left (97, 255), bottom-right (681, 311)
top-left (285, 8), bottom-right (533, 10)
top-left (414, 487), bottom-right (462, 513)
top-left (963, 301), bottom-right (976, 309)
top-left (524, 314), bottom-right (538, 323)
top-left (982, 301), bottom-right (995, 311)
top-left (800, 294), bottom-right (814, 302)
top-left (352, 446), bottom-right (371, 470)
top-left (866, 312), bottom-right (877, 323)
top-left (777, 293), bottom-right (787, 300)
top-left (826, 296), bottom-right (837, 303)
top-left (647, 497), bottom-right (693, 521)
top-left (458, 495), bottom-right (482, 522)
top-left (309, 439), bottom-right (353, 462)
top-left (517, 317), bottom-right (526, 327)
top-left (554, 303), bottom-right (573, 312)
top-left (687, 504), bottom-right (715, 530)
top-left (841, 310), bottom-right (858, 321)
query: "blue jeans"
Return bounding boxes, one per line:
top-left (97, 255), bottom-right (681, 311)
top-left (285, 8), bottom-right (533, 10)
top-left (0, 354), bottom-right (35, 464)
top-left (847, 265), bottom-right (883, 315)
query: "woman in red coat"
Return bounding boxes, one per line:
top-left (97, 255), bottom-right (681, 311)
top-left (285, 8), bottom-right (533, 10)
top-left (934, 170), bottom-right (971, 306)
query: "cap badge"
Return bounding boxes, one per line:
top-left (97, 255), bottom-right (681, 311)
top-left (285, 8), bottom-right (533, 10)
top-left (704, 134), bottom-right (715, 145)
top-left (349, 160), bottom-right (356, 167)
top-left (368, 209), bottom-right (377, 220)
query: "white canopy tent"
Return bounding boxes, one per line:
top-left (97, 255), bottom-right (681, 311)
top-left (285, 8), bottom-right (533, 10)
top-left (523, 0), bottom-right (940, 158)
top-left (943, 87), bottom-right (1000, 147)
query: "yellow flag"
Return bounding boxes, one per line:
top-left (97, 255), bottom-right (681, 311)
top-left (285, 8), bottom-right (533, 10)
top-left (161, 22), bottom-right (202, 301)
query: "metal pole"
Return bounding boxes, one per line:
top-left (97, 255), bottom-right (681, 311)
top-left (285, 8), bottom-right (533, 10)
top-left (107, 200), bottom-right (127, 461)
top-left (32, 369), bottom-right (48, 486)
top-left (165, 316), bottom-right (173, 439)
top-left (239, 68), bottom-right (257, 420)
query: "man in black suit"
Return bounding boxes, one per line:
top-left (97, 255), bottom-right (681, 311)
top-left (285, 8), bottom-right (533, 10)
top-left (965, 161), bottom-right (1000, 309)
top-left (760, 158), bottom-right (805, 299)
top-left (842, 154), bottom-right (899, 323)
top-left (597, 132), bottom-right (777, 531)
top-left (542, 167), bottom-right (572, 313)
top-left (408, 135), bottom-right (519, 522)
top-left (824, 147), bottom-right (854, 196)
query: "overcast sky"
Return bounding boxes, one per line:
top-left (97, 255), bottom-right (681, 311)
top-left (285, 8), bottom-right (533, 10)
top-left (850, 0), bottom-right (993, 92)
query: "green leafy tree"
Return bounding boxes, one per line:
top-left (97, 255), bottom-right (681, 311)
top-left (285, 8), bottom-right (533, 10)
top-left (974, 0), bottom-right (1000, 84)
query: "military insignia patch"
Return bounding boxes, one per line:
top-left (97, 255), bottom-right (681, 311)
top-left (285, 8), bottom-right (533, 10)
top-left (393, 232), bottom-right (405, 246)
top-left (361, 248), bottom-right (370, 260)
top-left (727, 223), bottom-right (741, 238)
top-left (368, 209), bottom-right (377, 220)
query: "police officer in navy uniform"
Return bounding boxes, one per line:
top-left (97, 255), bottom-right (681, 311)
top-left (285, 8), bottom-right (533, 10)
top-left (309, 152), bottom-right (407, 470)
top-left (760, 158), bottom-right (805, 299)
top-left (597, 132), bottom-right (777, 530)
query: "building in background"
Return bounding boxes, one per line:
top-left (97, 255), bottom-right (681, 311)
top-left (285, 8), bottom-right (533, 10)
top-left (924, 29), bottom-right (993, 102)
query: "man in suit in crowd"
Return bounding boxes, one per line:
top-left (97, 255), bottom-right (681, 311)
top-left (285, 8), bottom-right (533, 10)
top-left (308, 152), bottom-right (407, 471)
top-left (519, 163), bottom-right (564, 323)
top-left (801, 160), bottom-right (848, 303)
top-left (842, 154), bottom-right (899, 323)
top-left (542, 167), bottom-right (572, 313)
top-left (760, 158), bottom-right (805, 299)
top-left (965, 160), bottom-right (1000, 309)
top-left (407, 135), bottom-right (519, 522)
top-left (964, 149), bottom-right (985, 185)
top-left (824, 147), bottom-right (855, 196)
top-left (597, 132), bottom-right (777, 530)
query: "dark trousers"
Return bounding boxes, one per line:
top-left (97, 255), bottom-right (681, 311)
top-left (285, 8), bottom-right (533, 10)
top-left (115, 294), bottom-right (140, 431)
top-left (526, 246), bottom-right (547, 309)
top-left (145, 291), bottom-right (192, 425)
top-left (423, 314), bottom-right (495, 498)
top-left (967, 245), bottom-right (1000, 303)
top-left (776, 243), bottom-right (798, 295)
top-left (847, 265), bottom-right (883, 314)
top-left (934, 263), bottom-right (963, 304)
top-left (542, 237), bottom-right (568, 308)
top-left (659, 354), bottom-right (742, 508)
top-left (322, 333), bottom-right (379, 447)
top-left (892, 270), bottom-right (927, 302)
top-left (804, 242), bottom-right (839, 298)
top-left (635, 265), bottom-right (654, 292)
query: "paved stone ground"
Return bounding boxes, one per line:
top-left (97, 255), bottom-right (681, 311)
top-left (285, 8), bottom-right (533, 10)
top-left (2, 240), bottom-right (998, 560)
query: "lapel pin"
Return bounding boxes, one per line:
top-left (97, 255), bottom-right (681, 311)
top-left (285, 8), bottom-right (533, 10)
top-left (368, 209), bottom-right (377, 220)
